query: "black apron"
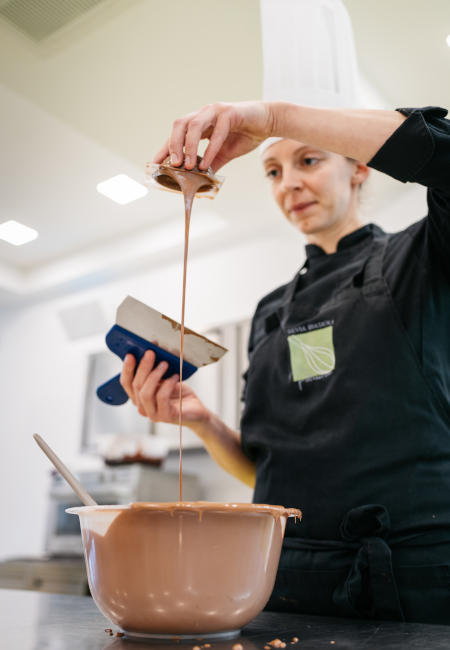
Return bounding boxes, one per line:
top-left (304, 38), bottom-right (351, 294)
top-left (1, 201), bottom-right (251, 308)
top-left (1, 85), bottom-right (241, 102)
top-left (241, 229), bottom-right (450, 623)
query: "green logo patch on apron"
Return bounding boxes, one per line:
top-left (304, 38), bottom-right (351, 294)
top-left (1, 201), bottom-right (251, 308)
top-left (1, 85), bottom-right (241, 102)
top-left (287, 325), bottom-right (336, 382)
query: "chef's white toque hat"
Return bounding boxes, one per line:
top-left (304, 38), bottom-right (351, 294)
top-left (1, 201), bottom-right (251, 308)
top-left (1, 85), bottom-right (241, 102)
top-left (259, 0), bottom-right (361, 155)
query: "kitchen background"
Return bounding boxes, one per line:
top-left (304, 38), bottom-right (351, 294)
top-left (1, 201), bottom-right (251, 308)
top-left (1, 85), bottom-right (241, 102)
top-left (0, 0), bottom-right (449, 592)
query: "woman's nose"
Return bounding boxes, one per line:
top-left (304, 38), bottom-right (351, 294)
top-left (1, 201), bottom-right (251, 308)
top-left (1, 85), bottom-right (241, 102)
top-left (281, 169), bottom-right (304, 192)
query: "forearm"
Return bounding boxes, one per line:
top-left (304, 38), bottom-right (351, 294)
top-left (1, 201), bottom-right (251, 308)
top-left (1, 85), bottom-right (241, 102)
top-left (269, 102), bottom-right (406, 163)
top-left (189, 412), bottom-right (256, 489)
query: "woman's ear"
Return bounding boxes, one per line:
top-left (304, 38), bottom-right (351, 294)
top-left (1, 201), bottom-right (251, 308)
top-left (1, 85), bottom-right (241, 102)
top-left (351, 162), bottom-right (370, 188)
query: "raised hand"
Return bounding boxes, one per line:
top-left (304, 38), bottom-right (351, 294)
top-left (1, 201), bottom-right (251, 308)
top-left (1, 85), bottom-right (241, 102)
top-left (153, 101), bottom-right (275, 173)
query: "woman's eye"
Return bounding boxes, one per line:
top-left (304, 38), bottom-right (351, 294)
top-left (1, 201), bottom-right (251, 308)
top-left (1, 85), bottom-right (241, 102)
top-left (303, 157), bottom-right (319, 166)
top-left (265, 168), bottom-right (280, 179)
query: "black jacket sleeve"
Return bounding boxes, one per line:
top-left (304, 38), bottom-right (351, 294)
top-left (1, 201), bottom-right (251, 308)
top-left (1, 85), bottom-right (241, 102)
top-left (368, 106), bottom-right (450, 279)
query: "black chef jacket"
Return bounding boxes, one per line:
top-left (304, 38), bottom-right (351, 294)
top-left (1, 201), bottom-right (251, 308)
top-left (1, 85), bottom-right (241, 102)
top-left (244, 106), bottom-right (450, 392)
top-left (240, 106), bottom-right (450, 624)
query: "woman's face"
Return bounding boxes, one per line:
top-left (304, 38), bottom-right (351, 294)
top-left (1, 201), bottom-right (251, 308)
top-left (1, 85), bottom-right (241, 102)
top-left (262, 139), bottom-right (368, 237)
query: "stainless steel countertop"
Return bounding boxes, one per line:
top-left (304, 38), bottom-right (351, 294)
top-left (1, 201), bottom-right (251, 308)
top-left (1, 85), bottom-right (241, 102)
top-left (2, 588), bottom-right (450, 650)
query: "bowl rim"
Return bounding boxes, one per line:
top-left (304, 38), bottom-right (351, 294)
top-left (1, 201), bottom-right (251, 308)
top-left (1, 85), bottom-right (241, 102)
top-left (66, 501), bottom-right (301, 519)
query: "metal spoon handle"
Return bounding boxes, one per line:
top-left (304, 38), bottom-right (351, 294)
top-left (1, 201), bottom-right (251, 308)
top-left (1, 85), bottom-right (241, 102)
top-left (33, 433), bottom-right (97, 507)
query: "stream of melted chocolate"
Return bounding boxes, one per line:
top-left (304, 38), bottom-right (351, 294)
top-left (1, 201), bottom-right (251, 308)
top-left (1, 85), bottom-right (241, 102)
top-left (154, 158), bottom-right (219, 500)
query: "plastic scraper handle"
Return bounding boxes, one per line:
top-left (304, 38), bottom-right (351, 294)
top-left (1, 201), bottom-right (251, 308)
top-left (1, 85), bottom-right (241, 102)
top-left (96, 324), bottom-right (198, 405)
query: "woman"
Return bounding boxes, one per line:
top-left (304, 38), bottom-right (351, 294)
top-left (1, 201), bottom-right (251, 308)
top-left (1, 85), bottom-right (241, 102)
top-left (120, 102), bottom-right (450, 623)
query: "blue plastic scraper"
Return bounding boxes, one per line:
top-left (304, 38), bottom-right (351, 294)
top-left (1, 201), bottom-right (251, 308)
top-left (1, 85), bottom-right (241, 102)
top-left (97, 295), bottom-right (228, 405)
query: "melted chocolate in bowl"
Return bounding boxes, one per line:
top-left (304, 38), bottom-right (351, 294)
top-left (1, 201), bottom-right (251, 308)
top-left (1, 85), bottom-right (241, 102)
top-left (67, 502), bottom-right (301, 638)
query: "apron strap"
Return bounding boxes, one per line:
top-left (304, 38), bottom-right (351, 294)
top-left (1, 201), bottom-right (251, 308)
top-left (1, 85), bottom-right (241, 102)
top-left (332, 504), bottom-right (404, 621)
top-left (361, 234), bottom-right (389, 295)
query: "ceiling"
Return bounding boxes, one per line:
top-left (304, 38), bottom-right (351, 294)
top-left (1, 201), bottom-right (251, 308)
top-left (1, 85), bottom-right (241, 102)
top-left (0, 0), bottom-right (449, 300)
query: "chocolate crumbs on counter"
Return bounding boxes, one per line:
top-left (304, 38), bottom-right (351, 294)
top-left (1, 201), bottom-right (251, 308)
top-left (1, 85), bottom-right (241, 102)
top-left (104, 628), bottom-right (113, 635)
top-left (115, 632), bottom-right (124, 637)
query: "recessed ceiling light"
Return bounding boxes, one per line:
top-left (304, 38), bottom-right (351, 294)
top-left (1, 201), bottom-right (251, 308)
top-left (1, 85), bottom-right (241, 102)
top-left (0, 220), bottom-right (38, 246)
top-left (447, 34), bottom-right (450, 48)
top-left (96, 174), bottom-right (148, 205)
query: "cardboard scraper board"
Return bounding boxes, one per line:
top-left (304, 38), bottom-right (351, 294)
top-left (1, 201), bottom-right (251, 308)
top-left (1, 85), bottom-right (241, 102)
top-left (97, 296), bottom-right (228, 405)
